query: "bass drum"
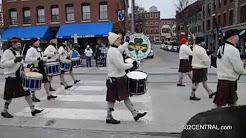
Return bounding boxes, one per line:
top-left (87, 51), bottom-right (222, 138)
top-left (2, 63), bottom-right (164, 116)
top-left (126, 71), bottom-right (148, 95)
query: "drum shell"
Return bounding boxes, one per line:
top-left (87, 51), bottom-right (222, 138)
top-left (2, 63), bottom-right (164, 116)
top-left (127, 71), bottom-right (148, 95)
top-left (60, 59), bottom-right (72, 71)
top-left (45, 62), bottom-right (61, 76)
top-left (71, 58), bottom-right (82, 68)
top-left (23, 74), bottom-right (43, 91)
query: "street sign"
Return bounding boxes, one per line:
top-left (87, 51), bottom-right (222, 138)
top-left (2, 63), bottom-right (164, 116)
top-left (118, 10), bottom-right (125, 21)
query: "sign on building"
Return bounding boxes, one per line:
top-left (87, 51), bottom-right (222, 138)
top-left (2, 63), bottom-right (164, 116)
top-left (118, 10), bottom-right (125, 21)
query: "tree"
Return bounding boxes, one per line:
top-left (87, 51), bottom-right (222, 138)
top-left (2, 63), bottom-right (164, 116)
top-left (174, 0), bottom-right (194, 12)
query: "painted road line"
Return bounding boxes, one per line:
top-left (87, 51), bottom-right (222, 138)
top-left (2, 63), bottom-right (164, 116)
top-left (15, 108), bottom-right (152, 122)
top-left (74, 86), bottom-right (106, 91)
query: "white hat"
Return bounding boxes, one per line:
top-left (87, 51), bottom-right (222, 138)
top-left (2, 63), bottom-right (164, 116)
top-left (86, 45), bottom-right (90, 48)
top-left (108, 32), bottom-right (120, 45)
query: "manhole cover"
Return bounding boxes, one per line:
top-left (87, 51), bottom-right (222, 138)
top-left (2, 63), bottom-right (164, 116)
top-left (45, 119), bottom-right (56, 126)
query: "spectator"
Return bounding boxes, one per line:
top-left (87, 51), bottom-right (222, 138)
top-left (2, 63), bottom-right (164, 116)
top-left (84, 45), bottom-right (93, 67)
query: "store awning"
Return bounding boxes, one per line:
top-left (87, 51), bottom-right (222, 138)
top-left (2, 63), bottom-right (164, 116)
top-left (56, 23), bottom-right (113, 39)
top-left (1, 26), bottom-right (50, 41)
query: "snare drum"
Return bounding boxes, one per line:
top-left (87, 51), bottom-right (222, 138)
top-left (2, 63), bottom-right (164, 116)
top-left (45, 62), bottom-right (61, 76)
top-left (71, 57), bottom-right (82, 68)
top-left (126, 71), bottom-right (148, 95)
top-left (23, 72), bottom-right (43, 91)
top-left (60, 59), bottom-right (72, 71)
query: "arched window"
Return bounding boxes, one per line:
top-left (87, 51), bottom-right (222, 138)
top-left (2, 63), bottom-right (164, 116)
top-left (99, 2), bottom-right (108, 20)
top-left (9, 8), bottom-right (17, 25)
top-left (66, 4), bottom-right (74, 21)
top-left (82, 3), bottom-right (90, 20)
top-left (23, 7), bottom-right (31, 24)
top-left (51, 5), bottom-right (59, 22)
top-left (37, 6), bottom-right (45, 23)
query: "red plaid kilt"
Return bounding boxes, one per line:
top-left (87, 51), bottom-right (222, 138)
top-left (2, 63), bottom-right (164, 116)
top-left (213, 80), bottom-right (238, 106)
top-left (3, 77), bottom-right (30, 100)
top-left (179, 59), bottom-right (192, 73)
top-left (192, 68), bottom-right (208, 83)
top-left (106, 76), bottom-right (130, 102)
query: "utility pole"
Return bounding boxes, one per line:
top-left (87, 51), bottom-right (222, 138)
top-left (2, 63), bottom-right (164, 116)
top-left (131, 0), bottom-right (135, 33)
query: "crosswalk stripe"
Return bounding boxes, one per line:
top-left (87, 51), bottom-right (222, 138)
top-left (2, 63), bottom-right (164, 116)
top-left (15, 108), bottom-right (152, 121)
top-left (74, 86), bottom-right (106, 91)
top-left (53, 94), bottom-right (151, 103)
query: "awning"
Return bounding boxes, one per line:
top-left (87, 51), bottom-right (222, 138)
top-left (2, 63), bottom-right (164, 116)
top-left (1, 26), bottom-right (50, 41)
top-left (56, 23), bottom-right (113, 39)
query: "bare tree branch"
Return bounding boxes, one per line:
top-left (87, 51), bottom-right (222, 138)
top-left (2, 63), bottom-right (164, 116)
top-left (174, 0), bottom-right (193, 12)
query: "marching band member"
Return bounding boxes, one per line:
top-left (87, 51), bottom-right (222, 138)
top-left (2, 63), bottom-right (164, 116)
top-left (44, 38), bottom-right (72, 90)
top-left (213, 29), bottom-right (246, 107)
top-left (25, 38), bottom-right (57, 101)
top-left (1, 37), bottom-right (43, 118)
top-left (106, 32), bottom-right (147, 124)
top-left (177, 38), bottom-right (193, 86)
top-left (58, 40), bottom-right (80, 84)
top-left (190, 37), bottom-right (215, 101)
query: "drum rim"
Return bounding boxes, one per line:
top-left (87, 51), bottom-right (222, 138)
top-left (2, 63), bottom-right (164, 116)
top-left (126, 70), bottom-right (148, 79)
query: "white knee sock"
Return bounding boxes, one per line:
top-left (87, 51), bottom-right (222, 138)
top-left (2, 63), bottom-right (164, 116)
top-left (107, 102), bottom-right (115, 119)
top-left (124, 98), bottom-right (138, 117)
top-left (44, 82), bottom-right (51, 96)
top-left (25, 95), bottom-right (35, 112)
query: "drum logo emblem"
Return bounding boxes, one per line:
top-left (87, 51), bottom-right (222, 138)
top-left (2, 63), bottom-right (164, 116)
top-left (126, 33), bottom-right (151, 60)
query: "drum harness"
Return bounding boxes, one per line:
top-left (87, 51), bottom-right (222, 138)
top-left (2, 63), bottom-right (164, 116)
top-left (8, 47), bottom-right (24, 79)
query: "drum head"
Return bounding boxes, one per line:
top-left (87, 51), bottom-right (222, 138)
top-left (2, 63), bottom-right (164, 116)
top-left (125, 58), bottom-right (134, 64)
top-left (45, 62), bottom-right (60, 65)
top-left (126, 71), bottom-right (147, 79)
top-left (25, 72), bottom-right (43, 78)
top-left (61, 59), bottom-right (71, 63)
top-left (71, 57), bottom-right (80, 61)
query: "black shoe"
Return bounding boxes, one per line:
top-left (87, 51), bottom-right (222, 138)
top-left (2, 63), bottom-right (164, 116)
top-left (60, 82), bottom-right (63, 85)
top-left (32, 97), bottom-right (41, 102)
top-left (177, 84), bottom-right (185, 87)
top-left (49, 87), bottom-right (56, 91)
top-left (47, 95), bottom-right (57, 100)
top-left (1, 112), bottom-right (14, 118)
top-left (189, 96), bottom-right (201, 101)
top-left (31, 109), bottom-right (44, 116)
top-left (134, 112), bottom-right (147, 121)
top-left (106, 117), bottom-right (121, 124)
top-left (74, 80), bottom-right (80, 84)
top-left (65, 85), bottom-right (73, 90)
top-left (209, 92), bottom-right (216, 98)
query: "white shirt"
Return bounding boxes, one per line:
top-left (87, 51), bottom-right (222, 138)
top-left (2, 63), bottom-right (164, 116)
top-left (217, 42), bottom-right (246, 81)
top-left (192, 45), bottom-right (211, 69)
top-left (44, 44), bottom-right (59, 62)
top-left (1, 48), bottom-right (21, 77)
top-left (179, 44), bottom-right (193, 60)
top-left (58, 46), bottom-right (73, 60)
top-left (84, 48), bottom-right (93, 57)
top-left (25, 46), bottom-right (47, 67)
top-left (107, 42), bottom-right (133, 77)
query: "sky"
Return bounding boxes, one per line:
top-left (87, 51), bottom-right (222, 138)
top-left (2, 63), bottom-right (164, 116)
top-left (134, 0), bottom-right (197, 19)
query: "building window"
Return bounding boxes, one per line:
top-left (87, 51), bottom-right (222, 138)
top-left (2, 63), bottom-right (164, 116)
top-left (99, 2), bottom-right (108, 20)
top-left (145, 22), bottom-right (148, 26)
top-left (150, 29), bottom-right (153, 33)
top-left (9, 9), bottom-right (17, 25)
top-left (155, 14), bottom-right (158, 18)
top-left (207, 3), bottom-right (211, 16)
top-left (155, 28), bottom-right (158, 33)
top-left (213, 0), bottom-right (216, 11)
top-left (241, 5), bottom-right (246, 23)
top-left (145, 14), bottom-right (148, 19)
top-left (145, 29), bottom-right (148, 34)
top-left (37, 6), bottom-right (45, 23)
top-left (219, 0), bottom-right (222, 8)
top-left (7, 0), bottom-right (16, 2)
top-left (202, 6), bottom-right (205, 19)
top-left (163, 28), bottom-right (170, 33)
top-left (229, 10), bottom-right (234, 25)
top-left (66, 4), bottom-right (74, 21)
top-left (207, 19), bottom-right (211, 30)
top-left (51, 5), bottom-right (59, 22)
top-left (23, 8), bottom-right (30, 24)
top-left (150, 14), bottom-right (153, 19)
top-left (82, 3), bottom-right (90, 20)
top-left (224, 0), bottom-right (227, 6)
top-left (150, 22), bottom-right (153, 26)
top-left (223, 12), bottom-right (227, 26)
top-left (155, 22), bottom-right (158, 26)
top-left (218, 14), bottom-right (221, 25)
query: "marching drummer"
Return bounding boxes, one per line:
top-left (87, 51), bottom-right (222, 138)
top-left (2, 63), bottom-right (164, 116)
top-left (190, 37), bottom-right (215, 101)
top-left (25, 38), bottom-right (57, 101)
top-left (58, 40), bottom-right (80, 84)
top-left (1, 37), bottom-right (43, 118)
top-left (44, 38), bottom-right (73, 90)
top-left (177, 38), bottom-right (193, 87)
top-left (105, 32), bottom-right (147, 124)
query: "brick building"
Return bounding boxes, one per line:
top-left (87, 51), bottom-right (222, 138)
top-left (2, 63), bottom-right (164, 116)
top-left (1, 0), bottom-right (128, 49)
top-left (203, 0), bottom-right (246, 52)
top-left (0, 4), bottom-right (3, 28)
top-left (160, 18), bottom-right (176, 44)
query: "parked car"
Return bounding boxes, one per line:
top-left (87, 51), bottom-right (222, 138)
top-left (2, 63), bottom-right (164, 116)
top-left (146, 50), bottom-right (154, 58)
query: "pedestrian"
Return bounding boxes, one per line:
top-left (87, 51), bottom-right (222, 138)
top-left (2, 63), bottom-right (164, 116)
top-left (94, 45), bottom-right (101, 67)
top-left (58, 40), bottom-right (80, 84)
top-left (106, 32), bottom-right (147, 124)
top-left (25, 38), bottom-right (57, 102)
top-left (213, 29), bottom-right (246, 107)
top-left (177, 38), bottom-right (193, 86)
top-left (1, 37), bottom-right (43, 118)
top-left (84, 45), bottom-right (93, 67)
top-left (44, 38), bottom-right (73, 90)
top-left (190, 37), bottom-right (215, 101)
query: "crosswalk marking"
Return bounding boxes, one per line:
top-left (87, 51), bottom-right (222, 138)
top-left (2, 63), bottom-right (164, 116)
top-left (54, 94), bottom-right (151, 103)
top-left (74, 86), bottom-right (106, 91)
top-left (15, 108), bottom-right (151, 121)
